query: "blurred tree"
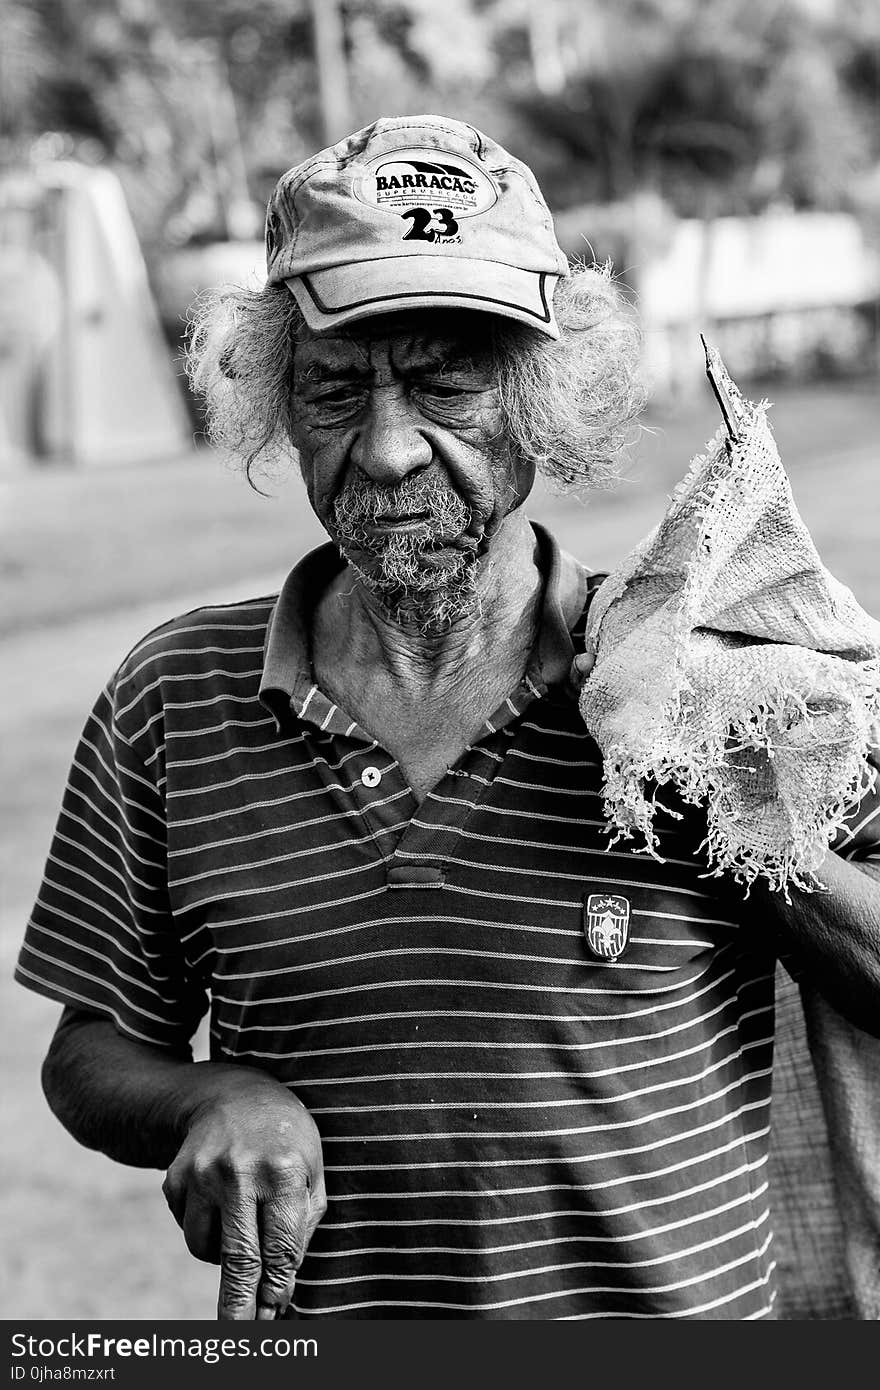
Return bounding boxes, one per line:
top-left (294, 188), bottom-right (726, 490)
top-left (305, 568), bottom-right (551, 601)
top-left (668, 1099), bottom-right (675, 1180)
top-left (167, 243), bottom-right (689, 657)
top-left (2, 0), bottom-right (877, 255)
top-left (308, 0), bottom-right (350, 143)
top-left (1, 0), bottom-right (107, 148)
top-left (0, 0), bottom-right (50, 141)
top-left (1, 0), bottom-right (322, 248)
top-left (338, 0), bottom-right (497, 125)
top-left (836, 0), bottom-right (880, 163)
top-left (494, 0), bottom-right (875, 216)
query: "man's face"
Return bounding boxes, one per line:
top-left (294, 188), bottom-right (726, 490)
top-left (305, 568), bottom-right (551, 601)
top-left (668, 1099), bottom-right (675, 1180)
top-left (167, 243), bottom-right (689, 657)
top-left (289, 311), bottom-right (535, 632)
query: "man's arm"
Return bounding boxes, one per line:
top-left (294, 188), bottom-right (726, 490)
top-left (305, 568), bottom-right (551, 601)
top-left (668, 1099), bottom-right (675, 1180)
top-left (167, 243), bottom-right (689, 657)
top-left (43, 1008), bottom-right (326, 1321)
top-left (753, 856), bottom-right (880, 1038)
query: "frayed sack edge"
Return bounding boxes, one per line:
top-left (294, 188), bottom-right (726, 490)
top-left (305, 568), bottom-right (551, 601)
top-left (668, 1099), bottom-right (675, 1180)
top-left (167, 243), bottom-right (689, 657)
top-left (597, 682), bottom-right (880, 901)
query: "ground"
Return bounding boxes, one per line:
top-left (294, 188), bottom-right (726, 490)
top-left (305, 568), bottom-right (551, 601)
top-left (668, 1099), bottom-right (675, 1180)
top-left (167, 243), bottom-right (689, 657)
top-left (1, 378), bottom-right (877, 1318)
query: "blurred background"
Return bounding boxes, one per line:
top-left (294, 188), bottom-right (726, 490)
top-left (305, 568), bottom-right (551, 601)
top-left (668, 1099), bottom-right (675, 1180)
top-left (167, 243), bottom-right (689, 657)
top-left (1, 0), bottom-right (878, 1319)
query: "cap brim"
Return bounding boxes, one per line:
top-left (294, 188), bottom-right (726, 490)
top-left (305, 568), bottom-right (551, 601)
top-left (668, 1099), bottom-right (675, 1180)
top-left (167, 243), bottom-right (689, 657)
top-left (285, 257), bottom-right (561, 338)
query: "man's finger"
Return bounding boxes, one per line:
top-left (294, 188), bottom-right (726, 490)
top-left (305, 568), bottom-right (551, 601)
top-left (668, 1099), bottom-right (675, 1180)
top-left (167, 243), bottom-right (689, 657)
top-left (573, 651), bottom-right (596, 676)
top-left (217, 1189), bottom-right (263, 1322)
top-left (568, 650), bottom-right (596, 695)
top-left (254, 1183), bottom-right (312, 1319)
top-left (182, 1191), bottom-right (222, 1263)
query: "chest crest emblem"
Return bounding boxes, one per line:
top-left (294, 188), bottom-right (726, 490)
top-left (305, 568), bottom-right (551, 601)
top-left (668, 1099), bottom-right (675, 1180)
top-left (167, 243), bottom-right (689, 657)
top-left (583, 893), bottom-right (631, 962)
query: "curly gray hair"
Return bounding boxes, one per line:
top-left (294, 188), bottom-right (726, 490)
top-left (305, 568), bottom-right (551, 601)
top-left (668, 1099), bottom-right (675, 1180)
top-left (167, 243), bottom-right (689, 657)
top-left (185, 261), bottom-right (645, 491)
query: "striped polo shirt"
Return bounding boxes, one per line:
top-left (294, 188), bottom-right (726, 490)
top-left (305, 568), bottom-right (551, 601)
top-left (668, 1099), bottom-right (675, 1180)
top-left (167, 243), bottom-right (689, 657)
top-left (17, 524), bottom-right (880, 1320)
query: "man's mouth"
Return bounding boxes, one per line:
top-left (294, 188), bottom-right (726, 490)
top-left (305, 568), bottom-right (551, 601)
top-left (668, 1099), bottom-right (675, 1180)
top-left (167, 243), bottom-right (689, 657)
top-left (368, 511), bottom-right (430, 529)
top-left (360, 516), bottom-right (481, 553)
top-left (331, 472), bottom-right (477, 559)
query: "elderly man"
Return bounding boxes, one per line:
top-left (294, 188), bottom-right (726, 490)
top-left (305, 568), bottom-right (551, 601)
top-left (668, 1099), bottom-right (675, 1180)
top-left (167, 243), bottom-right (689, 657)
top-left (16, 115), bottom-right (880, 1321)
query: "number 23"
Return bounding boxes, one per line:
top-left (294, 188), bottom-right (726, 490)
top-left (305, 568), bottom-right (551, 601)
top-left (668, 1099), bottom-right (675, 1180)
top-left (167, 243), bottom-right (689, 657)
top-left (401, 207), bottom-right (460, 241)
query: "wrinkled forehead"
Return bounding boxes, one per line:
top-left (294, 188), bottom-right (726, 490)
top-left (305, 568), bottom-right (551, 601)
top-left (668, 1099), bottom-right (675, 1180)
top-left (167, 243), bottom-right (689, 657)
top-left (293, 309), bottom-right (500, 379)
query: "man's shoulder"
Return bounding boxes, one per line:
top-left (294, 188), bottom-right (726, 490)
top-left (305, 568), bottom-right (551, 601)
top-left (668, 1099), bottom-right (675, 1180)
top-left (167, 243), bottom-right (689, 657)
top-left (110, 593), bottom-right (278, 727)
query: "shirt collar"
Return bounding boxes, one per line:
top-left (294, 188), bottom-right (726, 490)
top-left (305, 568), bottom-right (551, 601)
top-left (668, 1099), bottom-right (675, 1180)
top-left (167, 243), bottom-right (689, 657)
top-left (259, 521), bottom-right (592, 729)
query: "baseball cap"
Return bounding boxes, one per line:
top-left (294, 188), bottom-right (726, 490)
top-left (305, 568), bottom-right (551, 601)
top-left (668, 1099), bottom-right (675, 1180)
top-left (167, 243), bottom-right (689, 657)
top-left (264, 114), bottom-right (569, 339)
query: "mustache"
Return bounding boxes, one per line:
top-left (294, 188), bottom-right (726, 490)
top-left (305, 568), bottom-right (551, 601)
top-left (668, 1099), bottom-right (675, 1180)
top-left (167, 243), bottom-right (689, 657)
top-left (331, 471), bottom-right (472, 545)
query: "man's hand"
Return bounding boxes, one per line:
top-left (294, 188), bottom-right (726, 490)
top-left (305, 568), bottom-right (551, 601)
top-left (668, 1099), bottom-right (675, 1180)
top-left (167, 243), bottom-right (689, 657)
top-left (41, 1011), bottom-right (328, 1321)
top-left (162, 1084), bottom-right (326, 1321)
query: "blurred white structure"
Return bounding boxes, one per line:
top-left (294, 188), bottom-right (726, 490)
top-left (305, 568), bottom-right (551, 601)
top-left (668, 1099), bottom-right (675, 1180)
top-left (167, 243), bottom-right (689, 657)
top-left (639, 211), bottom-right (880, 396)
top-left (0, 162), bottom-right (191, 470)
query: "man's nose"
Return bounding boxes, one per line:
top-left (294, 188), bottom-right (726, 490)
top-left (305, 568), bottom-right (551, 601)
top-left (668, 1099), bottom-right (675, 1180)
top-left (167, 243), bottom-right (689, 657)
top-left (349, 389), bottom-right (433, 485)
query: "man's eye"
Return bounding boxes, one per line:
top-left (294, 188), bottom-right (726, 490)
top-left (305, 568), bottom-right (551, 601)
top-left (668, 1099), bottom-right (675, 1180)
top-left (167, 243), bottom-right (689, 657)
top-left (303, 387), bottom-right (366, 421)
top-left (415, 383), bottom-right (467, 400)
top-left (314, 387), bottom-right (362, 405)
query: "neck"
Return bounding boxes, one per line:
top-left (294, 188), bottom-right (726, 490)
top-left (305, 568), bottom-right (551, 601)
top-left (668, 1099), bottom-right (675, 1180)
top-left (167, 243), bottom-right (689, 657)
top-left (316, 511), bottom-right (542, 694)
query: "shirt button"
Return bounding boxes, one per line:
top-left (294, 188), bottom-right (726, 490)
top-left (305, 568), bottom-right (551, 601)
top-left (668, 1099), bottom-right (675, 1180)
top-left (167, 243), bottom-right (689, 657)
top-left (361, 766), bottom-right (381, 788)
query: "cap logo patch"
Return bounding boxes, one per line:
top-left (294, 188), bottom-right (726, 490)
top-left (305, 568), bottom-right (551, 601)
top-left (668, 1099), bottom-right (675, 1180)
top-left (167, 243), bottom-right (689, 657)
top-left (353, 146), bottom-right (497, 244)
top-left (583, 893), bottom-right (631, 962)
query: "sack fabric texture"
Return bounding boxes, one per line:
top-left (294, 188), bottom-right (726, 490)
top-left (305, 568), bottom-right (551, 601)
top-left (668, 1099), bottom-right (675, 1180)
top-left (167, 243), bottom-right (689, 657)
top-left (579, 345), bottom-right (880, 895)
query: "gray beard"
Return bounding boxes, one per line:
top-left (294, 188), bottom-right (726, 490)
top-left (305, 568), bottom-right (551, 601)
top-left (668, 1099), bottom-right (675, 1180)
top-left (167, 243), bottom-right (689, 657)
top-left (330, 472), bottom-right (480, 635)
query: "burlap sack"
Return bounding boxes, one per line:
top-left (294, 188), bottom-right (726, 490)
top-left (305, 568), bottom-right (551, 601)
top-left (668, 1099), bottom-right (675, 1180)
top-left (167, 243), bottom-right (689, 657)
top-left (579, 343), bottom-right (880, 894)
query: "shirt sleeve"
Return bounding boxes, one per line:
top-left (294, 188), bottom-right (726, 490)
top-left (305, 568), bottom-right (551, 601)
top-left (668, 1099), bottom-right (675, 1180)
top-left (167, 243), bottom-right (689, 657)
top-left (14, 675), bottom-right (208, 1054)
